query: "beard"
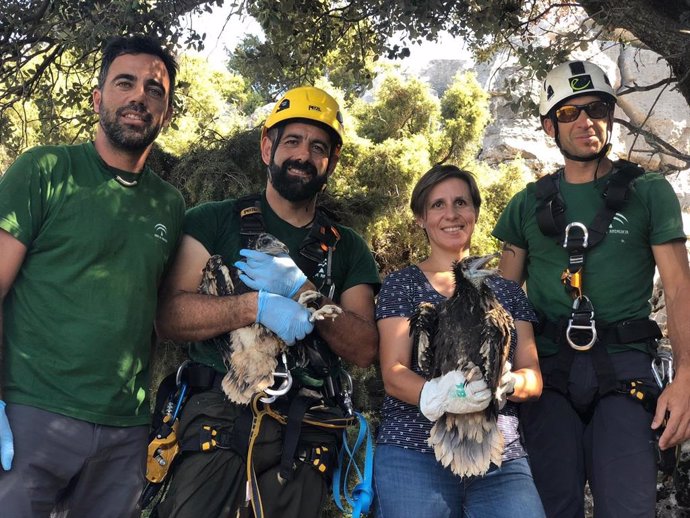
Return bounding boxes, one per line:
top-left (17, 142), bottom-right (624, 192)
top-left (99, 101), bottom-right (162, 152)
top-left (269, 159), bottom-right (327, 202)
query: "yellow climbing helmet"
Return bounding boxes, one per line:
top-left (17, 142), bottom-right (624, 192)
top-left (262, 86), bottom-right (344, 152)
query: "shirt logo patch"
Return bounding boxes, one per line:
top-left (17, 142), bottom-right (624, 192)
top-left (608, 213), bottom-right (630, 236)
top-left (154, 223), bottom-right (168, 243)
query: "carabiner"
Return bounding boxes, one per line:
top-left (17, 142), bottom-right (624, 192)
top-left (175, 359), bottom-right (191, 387)
top-left (652, 348), bottom-right (674, 389)
top-left (260, 352), bottom-right (293, 403)
top-left (563, 222), bottom-right (589, 249)
top-left (566, 296), bottom-right (597, 351)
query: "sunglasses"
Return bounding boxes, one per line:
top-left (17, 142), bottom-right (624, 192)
top-left (555, 101), bottom-right (612, 123)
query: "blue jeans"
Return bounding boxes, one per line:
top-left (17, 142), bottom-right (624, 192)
top-left (373, 444), bottom-right (545, 518)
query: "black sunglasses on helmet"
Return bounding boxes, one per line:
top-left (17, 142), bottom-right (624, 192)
top-left (555, 100), bottom-right (611, 123)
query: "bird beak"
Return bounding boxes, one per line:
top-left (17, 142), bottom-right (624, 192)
top-left (468, 253), bottom-right (500, 273)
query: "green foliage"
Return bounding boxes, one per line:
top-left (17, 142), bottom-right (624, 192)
top-left (157, 55), bottom-right (259, 156)
top-left (165, 127), bottom-right (266, 208)
top-left (227, 0), bottom-right (379, 100)
top-left (352, 73), bottom-right (439, 143)
top-left (434, 71), bottom-right (491, 164)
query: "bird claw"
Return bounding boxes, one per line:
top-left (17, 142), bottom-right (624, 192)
top-left (309, 304), bottom-right (342, 322)
top-left (298, 290), bottom-right (342, 322)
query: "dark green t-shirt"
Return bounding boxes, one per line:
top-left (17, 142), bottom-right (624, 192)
top-left (493, 169), bottom-right (685, 356)
top-left (0, 142), bottom-right (185, 426)
top-left (184, 194), bottom-right (381, 371)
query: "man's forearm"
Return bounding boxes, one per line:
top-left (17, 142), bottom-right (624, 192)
top-left (0, 309), bottom-right (4, 400)
top-left (315, 307), bottom-right (378, 367)
top-left (665, 286), bottom-right (690, 369)
top-left (156, 291), bottom-right (258, 342)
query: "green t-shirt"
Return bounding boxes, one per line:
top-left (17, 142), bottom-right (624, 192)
top-left (0, 142), bottom-right (185, 426)
top-left (493, 169), bottom-right (685, 356)
top-left (184, 194), bottom-right (381, 371)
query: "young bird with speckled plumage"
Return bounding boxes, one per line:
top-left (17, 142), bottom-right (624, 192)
top-left (411, 254), bottom-right (513, 477)
top-left (198, 233), bottom-right (341, 404)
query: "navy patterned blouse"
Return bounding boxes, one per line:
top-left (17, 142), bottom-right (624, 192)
top-left (375, 265), bottom-right (538, 462)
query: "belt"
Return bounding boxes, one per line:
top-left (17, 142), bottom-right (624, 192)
top-left (539, 317), bottom-right (662, 346)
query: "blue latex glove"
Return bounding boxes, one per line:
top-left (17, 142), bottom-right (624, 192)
top-left (235, 249), bottom-right (307, 298)
top-left (0, 400), bottom-right (14, 471)
top-left (256, 291), bottom-right (314, 345)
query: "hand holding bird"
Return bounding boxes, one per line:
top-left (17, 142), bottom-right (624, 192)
top-left (419, 368), bottom-right (492, 421)
top-left (235, 249), bottom-right (307, 298)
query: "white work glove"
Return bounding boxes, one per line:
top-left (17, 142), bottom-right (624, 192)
top-left (0, 400), bottom-right (14, 470)
top-left (419, 370), bottom-right (492, 422)
top-left (496, 361), bottom-right (517, 410)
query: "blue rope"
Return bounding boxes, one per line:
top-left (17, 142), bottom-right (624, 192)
top-left (332, 412), bottom-right (374, 517)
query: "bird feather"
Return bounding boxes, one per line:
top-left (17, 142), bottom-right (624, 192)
top-left (410, 254), bottom-right (513, 477)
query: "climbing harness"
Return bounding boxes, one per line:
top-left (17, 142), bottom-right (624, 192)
top-left (140, 361), bottom-right (191, 508)
top-left (535, 161), bottom-right (665, 414)
top-left (145, 193), bottom-right (361, 514)
top-left (332, 412), bottom-right (375, 518)
top-left (536, 160), bottom-right (647, 352)
top-left (244, 393), bottom-right (356, 517)
top-left (236, 193), bottom-right (354, 414)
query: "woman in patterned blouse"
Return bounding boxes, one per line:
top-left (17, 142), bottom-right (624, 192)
top-left (372, 164), bottom-right (545, 518)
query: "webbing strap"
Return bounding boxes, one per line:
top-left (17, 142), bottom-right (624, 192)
top-left (534, 160), bottom-right (644, 245)
top-left (278, 394), bottom-right (319, 482)
top-left (236, 194), bottom-right (265, 250)
top-left (332, 412), bottom-right (374, 517)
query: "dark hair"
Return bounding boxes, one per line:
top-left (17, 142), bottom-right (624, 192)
top-left (410, 164), bottom-right (481, 218)
top-left (98, 35), bottom-right (178, 107)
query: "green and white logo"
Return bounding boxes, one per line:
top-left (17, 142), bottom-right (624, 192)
top-left (569, 75), bottom-right (593, 92)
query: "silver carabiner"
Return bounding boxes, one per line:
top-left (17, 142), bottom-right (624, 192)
top-left (260, 352), bottom-right (293, 403)
top-left (652, 348), bottom-right (674, 389)
top-left (175, 359), bottom-right (191, 387)
top-left (563, 222), bottom-right (589, 249)
top-left (566, 296), bottom-right (597, 351)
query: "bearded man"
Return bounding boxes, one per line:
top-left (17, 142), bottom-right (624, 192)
top-left (0, 35), bottom-right (184, 517)
top-left (154, 86), bottom-right (380, 518)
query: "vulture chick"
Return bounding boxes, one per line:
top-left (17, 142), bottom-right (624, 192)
top-left (411, 254), bottom-right (513, 477)
top-left (198, 233), bottom-right (342, 404)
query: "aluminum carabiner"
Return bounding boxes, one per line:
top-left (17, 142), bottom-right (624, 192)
top-left (260, 352), bottom-right (293, 403)
top-left (563, 222), bottom-right (589, 249)
top-left (566, 296), bottom-right (597, 351)
top-left (652, 348), bottom-right (674, 389)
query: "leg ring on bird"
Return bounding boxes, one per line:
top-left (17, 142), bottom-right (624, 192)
top-left (454, 384), bottom-right (467, 398)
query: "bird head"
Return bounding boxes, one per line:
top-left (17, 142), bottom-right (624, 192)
top-left (255, 233), bottom-right (290, 255)
top-left (454, 253), bottom-right (500, 289)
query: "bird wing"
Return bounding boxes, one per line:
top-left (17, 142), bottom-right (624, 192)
top-left (410, 301), bottom-right (438, 379)
top-left (198, 255), bottom-right (237, 365)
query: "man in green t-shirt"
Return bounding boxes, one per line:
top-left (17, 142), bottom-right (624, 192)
top-left (493, 60), bottom-right (690, 518)
top-left (0, 36), bottom-right (184, 517)
top-left (154, 86), bottom-right (380, 518)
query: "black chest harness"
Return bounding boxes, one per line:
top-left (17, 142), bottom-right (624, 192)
top-left (235, 194), bottom-right (354, 412)
top-left (236, 194), bottom-right (341, 299)
top-left (534, 161), bottom-right (663, 415)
